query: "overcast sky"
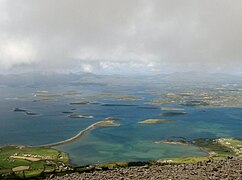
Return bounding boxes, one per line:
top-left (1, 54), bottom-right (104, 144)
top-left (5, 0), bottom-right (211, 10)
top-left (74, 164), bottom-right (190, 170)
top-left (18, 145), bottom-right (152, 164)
top-left (0, 0), bottom-right (242, 74)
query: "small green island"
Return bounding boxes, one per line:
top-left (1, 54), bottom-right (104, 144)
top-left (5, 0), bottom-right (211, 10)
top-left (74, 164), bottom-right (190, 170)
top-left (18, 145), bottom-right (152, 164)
top-left (138, 119), bottom-right (175, 124)
top-left (160, 107), bottom-right (185, 111)
top-left (13, 108), bottom-right (40, 116)
top-left (114, 96), bottom-right (143, 101)
top-left (160, 112), bottom-right (187, 116)
top-left (70, 101), bottom-right (90, 105)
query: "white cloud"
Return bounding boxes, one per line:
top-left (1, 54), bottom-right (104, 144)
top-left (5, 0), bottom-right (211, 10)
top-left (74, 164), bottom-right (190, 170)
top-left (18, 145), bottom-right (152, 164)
top-left (1, 0), bottom-right (242, 74)
top-left (81, 63), bottom-right (94, 73)
top-left (0, 39), bottom-right (36, 69)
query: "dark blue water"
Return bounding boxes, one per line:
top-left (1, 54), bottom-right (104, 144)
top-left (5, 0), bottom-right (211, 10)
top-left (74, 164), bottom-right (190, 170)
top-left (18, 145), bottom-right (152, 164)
top-left (0, 84), bottom-right (242, 165)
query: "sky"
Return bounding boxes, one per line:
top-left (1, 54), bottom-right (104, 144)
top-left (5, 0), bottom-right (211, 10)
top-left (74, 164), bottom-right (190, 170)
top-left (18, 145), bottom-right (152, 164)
top-left (0, 0), bottom-right (242, 74)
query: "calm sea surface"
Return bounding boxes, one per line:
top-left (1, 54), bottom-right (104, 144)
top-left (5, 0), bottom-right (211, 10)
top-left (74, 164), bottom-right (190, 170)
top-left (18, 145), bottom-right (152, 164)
top-left (0, 84), bottom-right (242, 165)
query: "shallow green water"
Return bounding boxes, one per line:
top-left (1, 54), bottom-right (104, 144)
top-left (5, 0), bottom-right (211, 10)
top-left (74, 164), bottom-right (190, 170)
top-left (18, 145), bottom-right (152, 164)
top-left (1, 83), bottom-right (242, 165)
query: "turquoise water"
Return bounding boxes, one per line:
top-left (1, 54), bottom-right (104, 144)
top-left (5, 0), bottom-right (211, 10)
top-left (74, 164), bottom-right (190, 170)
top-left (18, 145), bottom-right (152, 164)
top-left (0, 84), bottom-right (242, 165)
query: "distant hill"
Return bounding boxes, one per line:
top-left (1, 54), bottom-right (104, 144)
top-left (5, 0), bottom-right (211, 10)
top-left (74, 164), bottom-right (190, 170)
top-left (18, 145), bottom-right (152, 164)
top-left (148, 72), bottom-right (242, 83)
top-left (0, 71), bottom-right (241, 87)
top-left (0, 72), bottom-right (80, 87)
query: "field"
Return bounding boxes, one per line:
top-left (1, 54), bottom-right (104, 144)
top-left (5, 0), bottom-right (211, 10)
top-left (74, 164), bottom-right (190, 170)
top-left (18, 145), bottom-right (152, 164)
top-left (0, 145), bottom-right (70, 179)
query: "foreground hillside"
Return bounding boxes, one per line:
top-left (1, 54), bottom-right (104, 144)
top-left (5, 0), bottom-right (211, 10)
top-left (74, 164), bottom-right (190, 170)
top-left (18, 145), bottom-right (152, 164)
top-left (47, 157), bottom-right (242, 180)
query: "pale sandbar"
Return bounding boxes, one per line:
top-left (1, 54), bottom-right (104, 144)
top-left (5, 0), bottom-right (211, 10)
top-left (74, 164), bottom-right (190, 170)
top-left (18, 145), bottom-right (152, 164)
top-left (138, 119), bottom-right (175, 124)
top-left (114, 96), bottom-right (143, 101)
top-left (161, 107), bottom-right (185, 111)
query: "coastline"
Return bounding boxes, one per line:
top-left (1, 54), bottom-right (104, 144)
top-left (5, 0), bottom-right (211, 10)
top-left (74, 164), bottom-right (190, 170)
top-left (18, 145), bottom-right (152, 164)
top-left (1, 137), bottom-right (242, 179)
top-left (39, 120), bottom-right (120, 147)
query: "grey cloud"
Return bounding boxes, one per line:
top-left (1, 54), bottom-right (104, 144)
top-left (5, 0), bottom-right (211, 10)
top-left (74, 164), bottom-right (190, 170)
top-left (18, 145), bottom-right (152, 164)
top-left (0, 0), bottom-right (242, 74)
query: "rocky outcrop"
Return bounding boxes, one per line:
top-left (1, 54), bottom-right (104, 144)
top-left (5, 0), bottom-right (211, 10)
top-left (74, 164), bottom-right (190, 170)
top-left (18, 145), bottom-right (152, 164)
top-left (46, 157), bottom-right (242, 180)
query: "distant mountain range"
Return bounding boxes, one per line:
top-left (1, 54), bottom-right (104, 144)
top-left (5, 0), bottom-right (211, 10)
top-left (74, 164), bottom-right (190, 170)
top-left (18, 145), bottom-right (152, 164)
top-left (152, 72), bottom-right (242, 83)
top-left (0, 71), bottom-right (241, 87)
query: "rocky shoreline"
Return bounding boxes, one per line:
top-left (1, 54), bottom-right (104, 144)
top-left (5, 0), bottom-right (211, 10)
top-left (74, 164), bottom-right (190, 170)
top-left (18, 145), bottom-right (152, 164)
top-left (47, 157), bottom-right (242, 180)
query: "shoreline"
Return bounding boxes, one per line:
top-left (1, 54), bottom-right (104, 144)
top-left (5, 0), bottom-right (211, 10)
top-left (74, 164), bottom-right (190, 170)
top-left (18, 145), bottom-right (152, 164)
top-left (39, 120), bottom-right (120, 148)
top-left (1, 137), bottom-right (242, 179)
